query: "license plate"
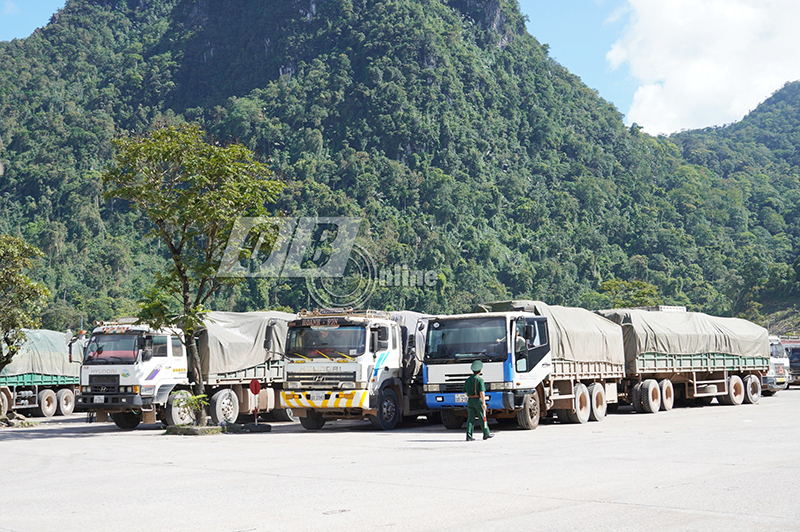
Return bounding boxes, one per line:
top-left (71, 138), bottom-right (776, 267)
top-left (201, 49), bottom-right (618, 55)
top-left (93, 395), bottom-right (104, 404)
top-left (310, 392), bottom-right (326, 403)
top-left (455, 394), bottom-right (467, 403)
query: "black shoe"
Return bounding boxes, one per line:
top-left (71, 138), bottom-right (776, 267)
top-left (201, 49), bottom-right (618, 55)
top-left (483, 433), bottom-right (495, 440)
top-left (466, 435), bottom-right (475, 441)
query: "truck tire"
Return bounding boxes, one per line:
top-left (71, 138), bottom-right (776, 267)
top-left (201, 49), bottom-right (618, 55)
top-left (587, 383), bottom-right (606, 421)
top-left (639, 379), bottom-right (661, 413)
top-left (658, 379), bottom-right (674, 411)
top-left (164, 390), bottom-right (195, 426)
top-left (210, 389), bottom-right (240, 425)
top-left (35, 389), bottom-right (58, 418)
top-left (516, 393), bottom-right (541, 430)
top-left (631, 382), bottom-right (644, 413)
top-left (369, 388), bottom-right (400, 430)
top-left (272, 408), bottom-right (299, 422)
top-left (111, 411), bottom-right (141, 430)
top-left (440, 409), bottom-right (466, 429)
top-left (721, 375), bottom-right (745, 406)
top-left (0, 390), bottom-right (8, 417)
top-left (743, 375), bottom-right (761, 404)
top-left (566, 383), bottom-right (591, 424)
top-left (299, 410), bottom-right (326, 430)
top-left (56, 389), bottom-right (75, 416)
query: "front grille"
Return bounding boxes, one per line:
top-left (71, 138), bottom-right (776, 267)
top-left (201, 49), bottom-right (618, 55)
top-left (442, 383), bottom-right (465, 392)
top-left (89, 374), bottom-right (120, 394)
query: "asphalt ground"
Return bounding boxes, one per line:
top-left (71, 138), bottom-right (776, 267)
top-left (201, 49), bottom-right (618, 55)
top-left (1, 388), bottom-right (798, 532)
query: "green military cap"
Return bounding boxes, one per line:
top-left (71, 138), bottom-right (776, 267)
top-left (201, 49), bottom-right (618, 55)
top-left (471, 360), bottom-right (483, 373)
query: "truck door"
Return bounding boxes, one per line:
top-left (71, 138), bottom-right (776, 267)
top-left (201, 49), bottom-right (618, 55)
top-left (514, 318), bottom-right (549, 373)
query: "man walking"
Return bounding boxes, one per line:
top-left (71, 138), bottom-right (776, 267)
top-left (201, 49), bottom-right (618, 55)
top-left (464, 360), bottom-right (494, 441)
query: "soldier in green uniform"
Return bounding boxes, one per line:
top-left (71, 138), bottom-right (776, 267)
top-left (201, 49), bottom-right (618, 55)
top-left (464, 360), bottom-right (495, 441)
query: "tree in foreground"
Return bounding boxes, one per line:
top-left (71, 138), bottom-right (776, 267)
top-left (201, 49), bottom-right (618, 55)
top-left (0, 235), bottom-right (50, 373)
top-left (103, 124), bottom-right (284, 399)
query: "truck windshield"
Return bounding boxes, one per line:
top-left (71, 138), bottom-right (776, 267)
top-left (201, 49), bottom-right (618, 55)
top-left (286, 325), bottom-right (366, 359)
top-left (84, 334), bottom-right (139, 364)
top-left (425, 317), bottom-right (508, 363)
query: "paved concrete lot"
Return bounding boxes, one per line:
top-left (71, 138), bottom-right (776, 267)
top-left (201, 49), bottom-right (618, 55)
top-left (2, 390), bottom-right (799, 532)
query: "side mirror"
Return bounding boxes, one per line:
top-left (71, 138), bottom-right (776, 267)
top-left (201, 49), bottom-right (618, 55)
top-left (377, 327), bottom-right (389, 342)
top-left (264, 324), bottom-right (274, 351)
top-left (137, 336), bottom-right (147, 350)
top-left (138, 336), bottom-right (153, 362)
top-left (524, 324), bottom-right (535, 340)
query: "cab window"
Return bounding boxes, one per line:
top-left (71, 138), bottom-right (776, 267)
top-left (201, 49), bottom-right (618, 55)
top-left (153, 336), bottom-right (168, 357)
top-left (171, 336), bottom-right (184, 357)
top-left (515, 318), bottom-right (549, 373)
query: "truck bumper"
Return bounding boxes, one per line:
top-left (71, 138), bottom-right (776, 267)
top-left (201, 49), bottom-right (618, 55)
top-left (76, 394), bottom-right (143, 410)
top-left (761, 377), bottom-right (788, 393)
top-left (788, 373), bottom-right (800, 385)
top-left (425, 392), bottom-right (509, 410)
top-left (281, 390), bottom-right (369, 410)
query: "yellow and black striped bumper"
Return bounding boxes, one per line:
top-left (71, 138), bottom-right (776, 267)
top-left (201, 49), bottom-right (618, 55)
top-left (281, 390), bottom-right (369, 410)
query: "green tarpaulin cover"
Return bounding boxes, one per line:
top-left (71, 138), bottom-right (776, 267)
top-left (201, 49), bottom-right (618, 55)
top-left (1, 329), bottom-right (81, 377)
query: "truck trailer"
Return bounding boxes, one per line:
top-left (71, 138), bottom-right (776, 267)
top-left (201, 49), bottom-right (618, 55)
top-left (0, 329), bottom-right (83, 418)
top-left (598, 308), bottom-right (769, 410)
top-left (423, 301), bottom-right (625, 429)
top-left (280, 309), bottom-right (430, 430)
top-left (76, 311), bottom-right (294, 430)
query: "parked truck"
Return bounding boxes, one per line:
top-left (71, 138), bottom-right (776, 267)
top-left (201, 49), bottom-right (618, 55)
top-left (76, 311), bottom-right (294, 430)
top-left (778, 336), bottom-right (800, 386)
top-left (423, 301), bottom-right (770, 430)
top-left (423, 301), bottom-right (625, 429)
top-left (598, 307), bottom-right (769, 409)
top-left (280, 309), bottom-right (430, 430)
top-left (0, 329), bottom-right (84, 418)
top-left (762, 336), bottom-right (790, 394)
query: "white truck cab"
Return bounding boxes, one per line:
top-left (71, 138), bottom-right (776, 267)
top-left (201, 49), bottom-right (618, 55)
top-left (280, 309), bottom-right (427, 430)
top-left (78, 318), bottom-right (190, 429)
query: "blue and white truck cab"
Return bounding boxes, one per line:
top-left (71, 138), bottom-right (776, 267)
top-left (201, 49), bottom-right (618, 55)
top-left (422, 312), bottom-right (551, 429)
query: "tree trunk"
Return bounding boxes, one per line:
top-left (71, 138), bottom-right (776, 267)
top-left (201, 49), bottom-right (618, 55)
top-left (185, 328), bottom-right (207, 426)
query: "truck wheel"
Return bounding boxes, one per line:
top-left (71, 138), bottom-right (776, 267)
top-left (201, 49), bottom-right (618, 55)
top-left (165, 390), bottom-right (195, 426)
top-left (440, 409), bottom-right (466, 429)
top-left (639, 379), bottom-right (661, 413)
top-left (587, 383), bottom-right (606, 421)
top-left (272, 408), bottom-right (299, 422)
top-left (111, 411), bottom-right (141, 430)
top-left (0, 390), bottom-right (8, 417)
top-left (369, 388), bottom-right (400, 430)
top-left (743, 375), bottom-right (761, 404)
top-left (658, 379), bottom-right (674, 411)
top-left (516, 393), bottom-right (541, 430)
top-left (566, 383), bottom-right (591, 424)
top-left (210, 389), bottom-right (240, 425)
top-left (631, 382), bottom-right (644, 413)
top-left (56, 389), bottom-right (75, 416)
top-left (35, 389), bottom-right (58, 418)
top-left (722, 375), bottom-right (745, 406)
top-left (299, 411), bottom-right (326, 430)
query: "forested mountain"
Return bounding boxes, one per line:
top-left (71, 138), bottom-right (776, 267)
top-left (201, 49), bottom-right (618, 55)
top-left (1, 0), bottom-right (799, 329)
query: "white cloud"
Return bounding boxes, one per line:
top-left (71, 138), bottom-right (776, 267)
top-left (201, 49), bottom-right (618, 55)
top-left (607, 0), bottom-right (800, 134)
top-left (2, 1), bottom-right (20, 15)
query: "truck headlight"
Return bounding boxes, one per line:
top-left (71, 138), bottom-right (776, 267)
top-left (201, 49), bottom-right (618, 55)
top-left (424, 384), bottom-right (440, 392)
top-left (140, 385), bottom-right (156, 396)
top-left (340, 382), bottom-right (355, 389)
top-left (81, 386), bottom-right (90, 393)
top-left (285, 382), bottom-right (301, 390)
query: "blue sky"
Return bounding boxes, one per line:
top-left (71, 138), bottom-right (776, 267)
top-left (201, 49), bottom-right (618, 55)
top-left (2, 0), bottom-right (799, 135)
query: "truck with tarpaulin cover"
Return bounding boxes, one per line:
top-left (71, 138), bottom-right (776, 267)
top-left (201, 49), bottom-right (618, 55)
top-left (0, 329), bottom-right (84, 418)
top-left (280, 309), bottom-right (430, 430)
top-left (423, 301), bottom-right (626, 429)
top-left (77, 311), bottom-right (294, 430)
top-left (596, 307), bottom-right (769, 411)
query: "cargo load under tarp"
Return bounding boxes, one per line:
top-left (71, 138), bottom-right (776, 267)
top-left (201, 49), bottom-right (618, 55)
top-left (597, 309), bottom-right (769, 367)
top-left (473, 301), bottom-right (624, 365)
top-left (1, 329), bottom-right (79, 378)
top-left (197, 311), bottom-right (295, 377)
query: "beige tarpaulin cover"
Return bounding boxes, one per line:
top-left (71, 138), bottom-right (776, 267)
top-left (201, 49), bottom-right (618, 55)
top-left (1, 329), bottom-right (82, 378)
top-left (597, 309), bottom-right (769, 363)
top-left (198, 311), bottom-right (295, 376)
top-left (473, 301), bottom-right (625, 364)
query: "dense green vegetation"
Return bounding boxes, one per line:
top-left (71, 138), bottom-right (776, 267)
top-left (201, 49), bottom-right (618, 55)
top-left (1, 0), bottom-right (800, 329)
